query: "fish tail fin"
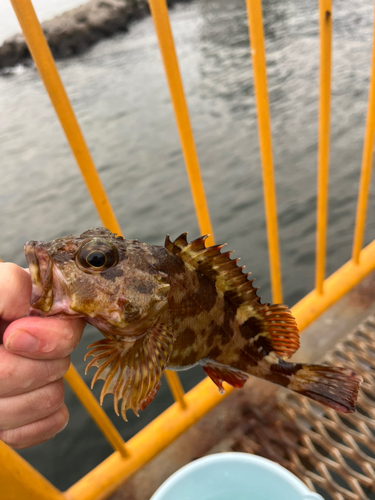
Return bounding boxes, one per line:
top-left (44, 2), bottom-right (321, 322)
top-left (283, 362), bottom-right (362, 413)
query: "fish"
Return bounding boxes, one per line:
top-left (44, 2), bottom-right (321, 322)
top-left (24, 227), bottom-right (362, 420)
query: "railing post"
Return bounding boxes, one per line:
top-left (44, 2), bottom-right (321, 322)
top-left (352, 2), bottom-right (375, 264)
top-left (245, 0), bottom-right (283, 304)
top-left (315, 0), bottom-right (332, 294)
top-left (148, 0), bottom-right (214, 247)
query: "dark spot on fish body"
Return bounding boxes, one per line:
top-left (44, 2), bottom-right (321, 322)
top-left (195, 272), bottom-right (218, 312)
top-left (239, 316), bottom-right (263, 340)
top-left (102, 266), bottom-right (124, 282)
top-left (134, 281), bottom-right (153, 294)
top-left (222, 303), bottom-right (236, 337)
top-left (181, 327), bottom-right (196, 346)
top-left (206, 326), bottom-right (217, 348)
top-left (325, 10), bottom-right (331, 21)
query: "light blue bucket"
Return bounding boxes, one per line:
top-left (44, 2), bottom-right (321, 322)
top-left (150, 452), bottom-right (323, 500)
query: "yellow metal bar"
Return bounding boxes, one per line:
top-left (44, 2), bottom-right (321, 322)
top-left (164, 370), bottom-right (187, 408)
top-left (0, 440), bottom-right (65, 500)
top-left (315, 0), bottom-right (332, 294)
top-left (148, 0), bottom-right (214, 247)
top-left (9, 0), bottom-right (121, 236)
top-left (245, 0), bottom-right (283, 304)
top-left (352, 3), bottom-right (375, 264)
top-left (64, 364), bottom-right (127, 457)
top-left (66, 237), bottom-right (375, 500)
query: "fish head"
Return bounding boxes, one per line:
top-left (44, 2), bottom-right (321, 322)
top-left (24, 227), bottom-right (170, 336)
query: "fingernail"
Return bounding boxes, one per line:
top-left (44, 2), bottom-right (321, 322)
top-left (6, 330), bottom-right (39, 353)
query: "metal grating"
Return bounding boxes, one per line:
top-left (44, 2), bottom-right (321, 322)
top-left (278, 315), bottom-right (375, 500)
top-left (231, 314), bottom-right (375, 500)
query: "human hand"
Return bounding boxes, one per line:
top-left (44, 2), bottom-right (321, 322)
top-left (0, 262), bottom-right (85, 449)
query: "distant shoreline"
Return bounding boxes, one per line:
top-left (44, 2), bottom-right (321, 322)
top-left (0, 0), bottom-right (192, 70)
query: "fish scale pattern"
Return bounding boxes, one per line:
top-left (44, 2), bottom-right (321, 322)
top-left (278, 315), bottom-right (375, 500)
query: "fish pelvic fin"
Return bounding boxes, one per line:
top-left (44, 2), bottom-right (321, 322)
top-left (84, 321), bottom-right (174, 420)
top-left (269, 360), bottom-right (363, 413)
top-left (165, 233), bottom-right (299, 359)
top-left (202, 360), bottom-right (249, 394)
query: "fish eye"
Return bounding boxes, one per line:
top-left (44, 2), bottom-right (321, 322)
top-left (76, 238), bottom-right (118, 273)
top-left (86, 251), bottom-right (107, 268)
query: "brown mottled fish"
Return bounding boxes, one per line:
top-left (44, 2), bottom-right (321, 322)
top-left (24, 228), bottom-right (362, 420)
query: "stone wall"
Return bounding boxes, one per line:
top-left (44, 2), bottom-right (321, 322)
top-left (0, 0), bottom-right (189, 69)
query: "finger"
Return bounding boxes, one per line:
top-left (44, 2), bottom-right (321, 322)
top-left (3, 316), bottom-right (85, 360)
top-left (0, 263), bottom-right (32, 322)
top-left (0, 345), bottom-right (70, 397)
top-left (0, 379), bottom-right (64, 430)
top-left (0, 404), bottom-right (69, 449)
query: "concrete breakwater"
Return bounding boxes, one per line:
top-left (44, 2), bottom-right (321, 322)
top-left (0, 0), bottom-right (189, 70)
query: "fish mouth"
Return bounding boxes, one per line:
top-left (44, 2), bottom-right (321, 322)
top-left (24, 241), bottom-right (54, 312)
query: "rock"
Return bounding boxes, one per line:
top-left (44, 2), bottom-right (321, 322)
top-left (0, 0), bottom-right (188, 70)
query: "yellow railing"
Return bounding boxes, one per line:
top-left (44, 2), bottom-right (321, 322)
top-left (1, 0), bottom-right (375, 499)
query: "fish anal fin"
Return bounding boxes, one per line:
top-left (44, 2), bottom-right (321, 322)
top-left (84, 321), bottom-right (174, 420)
top-left (203, 361), bottom-right (248, 394)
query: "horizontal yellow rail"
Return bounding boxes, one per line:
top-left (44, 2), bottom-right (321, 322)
top-left (65, 238), bottom-right (375, 500)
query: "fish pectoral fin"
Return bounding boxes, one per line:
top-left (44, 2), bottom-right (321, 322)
top-left (84, 321), bottom-right (174, 420)
top-left (202, 361), bottom-right (249, 394)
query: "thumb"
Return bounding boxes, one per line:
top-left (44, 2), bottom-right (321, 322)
top-left (3, 316), bottom-right (86, 360)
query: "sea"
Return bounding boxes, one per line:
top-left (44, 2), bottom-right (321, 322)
top-left (0, 0), bottom-right (374, 492)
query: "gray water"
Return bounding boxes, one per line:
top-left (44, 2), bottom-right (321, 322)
top-left (1, 0), bottom-right (375, 492)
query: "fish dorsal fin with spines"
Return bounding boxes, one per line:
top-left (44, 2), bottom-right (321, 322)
top-left (165, 233), bottom-right (300, 359)
top-left (84, 321), bottom-right (174, 420)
